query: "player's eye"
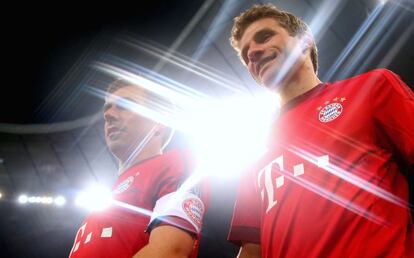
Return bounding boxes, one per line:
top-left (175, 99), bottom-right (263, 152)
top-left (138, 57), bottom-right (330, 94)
top-left (103, 103), bottom-right (111, 112)
top-left (254, 29), bottom-right (276, 44)
top-left (259, 32), bottom-right (273, 43)
top-left (115, 101), bottom-right (127, 111)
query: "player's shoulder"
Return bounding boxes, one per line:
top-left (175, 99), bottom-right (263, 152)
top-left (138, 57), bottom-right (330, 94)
top-left (358, 68), bottom-right (401, 83)
top-left (360, 68), bottom-right (397, 77)
top-left (336, 68), bottom-right (393, 82)
top-left (158, 148), bottom-right (196, 176)
top-left (159, 148), bottom-right (183, 161)
top-left (160, 148), bottom-right (193, 165)
top-left (331, 69), bottom-right (400, 89)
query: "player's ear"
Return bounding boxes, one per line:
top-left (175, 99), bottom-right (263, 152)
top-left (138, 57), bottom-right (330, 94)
top-left (299, 31), bottom-right (314, 54)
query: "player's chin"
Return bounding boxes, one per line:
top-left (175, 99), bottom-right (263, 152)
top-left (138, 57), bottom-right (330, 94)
top-left (107, 138), bottom-right (124, 149)
top-left (260, 73), bottom-right (276, 89)
top-left (107, 142), bottom-right (125, 157)
top-left (262, 67), bottom-right (285, 89)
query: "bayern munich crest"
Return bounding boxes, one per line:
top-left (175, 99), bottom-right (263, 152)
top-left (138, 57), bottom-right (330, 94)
top-left (318, 102), bottom-right (343, 123)
top-left (182, 198), bottom-right (204, 227)
top-left (114, 176), bottom-right (134, 194)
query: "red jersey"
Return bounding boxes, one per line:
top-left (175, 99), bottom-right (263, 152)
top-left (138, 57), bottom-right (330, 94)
top-left (70, 150), bottom-right (208, 258)
top-left (229, 69), bottom-right (414, 258)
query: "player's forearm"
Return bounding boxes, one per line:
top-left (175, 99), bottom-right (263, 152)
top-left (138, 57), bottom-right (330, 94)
top-left (237, 243), bottom-right (262, 258)
top-left (132, 225), bottom-right (195, 258)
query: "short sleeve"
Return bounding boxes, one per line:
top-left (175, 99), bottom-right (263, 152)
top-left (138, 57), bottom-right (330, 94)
top-left (147, 150), bottom-right (208, 235)
top-left (372, 69), bottom-right (414, 167)
top-left (148, 191), bottom-right (205, 234)
top-left (228, 168), bottom-right (261, 246)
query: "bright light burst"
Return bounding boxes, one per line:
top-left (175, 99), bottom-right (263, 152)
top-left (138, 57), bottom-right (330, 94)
top-left (75, 185), bottom-right (113, 211)
top-left (177, 93), bottom-right (278, 178)
top-left (92, 60), bottom-right (279, 179)
top-left (54, 196), bottom-right (66, 206)
top-left (18, 194), bottom-right (28, 204)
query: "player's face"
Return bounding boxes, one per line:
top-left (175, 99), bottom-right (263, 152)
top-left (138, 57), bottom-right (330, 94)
top-left (103, 86), bottom-right (158, 161)
top-left (239, 18), bottom-right (306, 89)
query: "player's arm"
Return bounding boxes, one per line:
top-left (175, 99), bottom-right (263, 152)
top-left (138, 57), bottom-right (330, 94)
top-left (237, 243), bottom-right (261, 258)
top-left (132, 225), bottom-right (194, 258)
top-left (373, 69), bottom-right (414, 166)
top-left (134, 189), bottom-right (204, 258)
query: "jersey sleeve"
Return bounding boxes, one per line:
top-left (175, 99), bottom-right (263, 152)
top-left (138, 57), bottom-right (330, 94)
top-left (147, 151), bottom-right (208, 235)
top-left (228, 167), bottom-right (261, 246)
top-left (371, 69), bottom-right (414, 167)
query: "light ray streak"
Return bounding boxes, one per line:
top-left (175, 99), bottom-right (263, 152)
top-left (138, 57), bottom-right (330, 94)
top-left (276, 167), bottom-right (386, 225)
top-left (86, 86), bottom-right (177, 131)
top-left (161, 172), bottom-right (205, 213)
top-left (356, 9), bottom-right (406, 74)
top-left (392, 0), bottom-right (414, 13)
top-left (112, 200), bottom-right (153, 217)
top-left (94, 62), bottom-right (199, 105)
top-left (88, 59), bottom-right (276, 212)
top-left (35, 34), bottom-right (103, 121)
top-left (324, 4), bottom-right (384, 81)
top-left (340, 2), bottom-right (400, 77)
top-left (91, 63), bottom-right (217, 123)
top-left (285, 144), bottom-right (411, 210)
top-left (112, 199), bottom-right (199, 231)
top-left (120, 37), bottom-right (249, 95)
top-left (179, 170), bottom-right (205, 193)
top-left (122, 125), bottom-right (159, 172)
top-left (307, 0), bottom-right (346, 42)
top-left (95, 55), bottom-right (210, 100)
top-left (153, 0), bottom-right (215, 72)
top-left (121, 36), bottom-right (234, 82)
top-left (271, 0), bottom-right (344, 86)
top-left (304, 119), bottom-right (386, 162)
top-left (378, 21), bottom-right (414, 67)
top-left (270, 37), bottom-right (307, 87)
top-left (192, 0), bottom-right (240, 61)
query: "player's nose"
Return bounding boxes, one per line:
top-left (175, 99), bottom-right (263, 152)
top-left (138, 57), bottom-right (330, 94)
top-left (103, 106), bottom-right (118, 123)
top-left (247, 42), bottom-right (265, 63)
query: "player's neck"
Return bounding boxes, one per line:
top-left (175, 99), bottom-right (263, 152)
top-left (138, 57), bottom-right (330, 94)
top-left (118, 145), bottom-right (163, 175)
top-left (279, 65), bottom-right (321, 106)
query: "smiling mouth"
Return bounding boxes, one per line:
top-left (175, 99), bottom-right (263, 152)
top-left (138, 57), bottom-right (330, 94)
top-left (107, 126), bottom-right (123, 138)
top-left (257, 53), bottom-right (278, 78)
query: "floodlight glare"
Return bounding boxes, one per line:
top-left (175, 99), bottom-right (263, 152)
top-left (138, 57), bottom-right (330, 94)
top-left (54, 196), bottom-right (66, 206)
top-left (75, 185), bottom-right (113, 211)
top-left (177, 93), bottom-right (278, 179)
top-left (18, 195), bottom-right (28, 204)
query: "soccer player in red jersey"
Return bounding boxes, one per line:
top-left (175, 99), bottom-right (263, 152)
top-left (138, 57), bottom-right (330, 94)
top-left (227, 4), bottom-right (414, 258)
top-left (69, 79), bottom-right (207, 258)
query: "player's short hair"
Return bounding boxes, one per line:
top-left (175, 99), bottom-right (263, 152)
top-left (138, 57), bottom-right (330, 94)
top-left (230, 4), bottom-right (318, 73)
top-left (106, 78), bottom-right (175, 150)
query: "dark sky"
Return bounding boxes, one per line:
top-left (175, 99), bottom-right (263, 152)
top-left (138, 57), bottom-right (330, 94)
top-left (2, 1), bottom-right (204, 123)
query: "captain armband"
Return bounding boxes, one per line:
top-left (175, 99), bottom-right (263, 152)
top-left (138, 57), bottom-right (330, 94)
top-left (148, 191), bottom-right (205, 234)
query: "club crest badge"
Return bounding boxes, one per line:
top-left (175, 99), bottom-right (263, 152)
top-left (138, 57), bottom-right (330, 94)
top-left (318, 102), bottom-right (343, 123)
top-left (182, 198), bottom-right (204, 227)
top-left (114, 176), bottom-right (134, 194)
